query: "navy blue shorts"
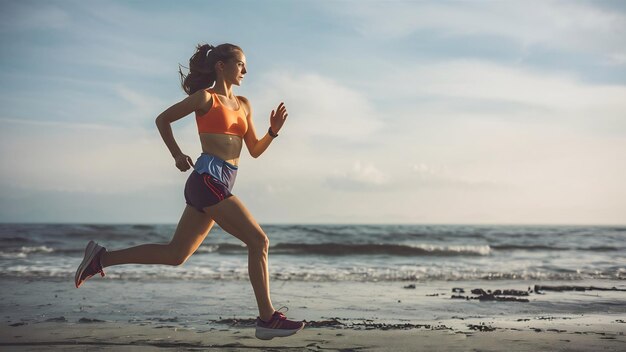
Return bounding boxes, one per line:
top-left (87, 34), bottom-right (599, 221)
top-left (184, 153), bottom-right (238, 213)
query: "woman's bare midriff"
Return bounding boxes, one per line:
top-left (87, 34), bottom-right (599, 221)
top-left (199, 132), bottom-right (243, 166)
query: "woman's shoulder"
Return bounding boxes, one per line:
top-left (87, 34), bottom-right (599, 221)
top-left (189, 89), bottom-right (213, 102)
top-left (186, 88), bottom-right (213, 113)
top-left (237, 95), bottom-right (251, 115)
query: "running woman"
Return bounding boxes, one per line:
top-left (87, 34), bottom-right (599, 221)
top-left (75, 43), bottom-right (305, 340)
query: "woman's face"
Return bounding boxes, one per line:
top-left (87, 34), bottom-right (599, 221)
top-left (217, 51), bottom-right (247, 86)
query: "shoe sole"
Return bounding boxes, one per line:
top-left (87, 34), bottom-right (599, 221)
top-left (255, 323), bottom-right (305, 340)
top-left (75, 240), bottom-right (100, 288)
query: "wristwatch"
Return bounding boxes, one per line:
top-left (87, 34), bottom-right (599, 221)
top-left (268, 127), bottom-right (279, 138)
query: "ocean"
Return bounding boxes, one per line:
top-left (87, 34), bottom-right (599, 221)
top-left (1, 223), bottom-right (624, 282)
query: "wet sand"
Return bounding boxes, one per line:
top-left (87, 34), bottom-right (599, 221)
top-left (1, 278), bottom-right (625, 351)
top-left (2, 318), bottom-right (625, 351)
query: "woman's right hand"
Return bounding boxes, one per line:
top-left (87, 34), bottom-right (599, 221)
top-left (174, 153), bottom-right (194, 172)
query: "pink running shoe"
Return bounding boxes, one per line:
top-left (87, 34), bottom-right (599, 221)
top-left (255, 307), bottom-right (305, 340)
top-left (75, 240), bottom-right (106, 288)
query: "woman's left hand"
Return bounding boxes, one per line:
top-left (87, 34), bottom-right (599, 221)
top-left (270, 102), bottom-right (288, 134)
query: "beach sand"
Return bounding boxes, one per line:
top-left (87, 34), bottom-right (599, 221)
top-left (2, 319), bottom-right (624, 351)
top-left (1, 278), bottom-right (625, 351)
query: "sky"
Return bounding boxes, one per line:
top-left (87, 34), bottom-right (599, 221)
top-left (0, 0), bottom-right (625, 225)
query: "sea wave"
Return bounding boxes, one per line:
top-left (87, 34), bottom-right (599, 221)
top-left (0, 246), bottom-right (55, 258)
top-left (196, 243), bottom-right (492, 256)
top-left (0, 236), bottom-right (32, 244)
top-left (491, 244), bottom-right (621, 251)
top-left (2, 241), bottom-right (621, 259)
top-left (1, 266), bottom-right (623, 282)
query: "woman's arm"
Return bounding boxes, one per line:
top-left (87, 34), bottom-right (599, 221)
top-left (155, 90), bottom-right (209, 168)
top-left (241, 96), bottom-right (287, 158)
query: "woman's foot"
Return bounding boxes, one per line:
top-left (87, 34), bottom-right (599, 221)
top-left (255, 308), bottom-right (305, 340)
top-left (75, 240), bottom-right (107, 288)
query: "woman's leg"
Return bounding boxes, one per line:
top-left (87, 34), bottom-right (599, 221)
top-left (206, 196), bottom-right (275, 321)
top-left (100, 205), bottom-right (215, 267)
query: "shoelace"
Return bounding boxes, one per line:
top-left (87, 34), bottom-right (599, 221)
top-left (90, 250), bottom-right (106, 277)
top-left (89, 260), bottom-right (104, 277)
top-left (276, 306), bottom-right (289, 320)
top-left (275, 306), bottom-right (289, 320)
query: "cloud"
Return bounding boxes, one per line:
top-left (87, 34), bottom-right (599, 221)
top-left (0, 117), bottom-right (187, 195)
top-left (328, 1), bottom-right (626, 60)
top-left (114, 84), bottom-right (164, 125)
top-left (604, 53), bottom-right (626, 66)
top-left (0, 2), bottom-right (177, 76)
top-left (367, 58), bottom-right (626, 136)
top-left (0, 2), bottom-right (70, 32)
top-left (326, 160), bottom-right (512, 193)
top-left (407, 163), bottom-right (510, 191)
top-left (409, 60), bottom-right (625, 110)
top-left (248, 70), bottom-right (384, 143)
top-left (326, 161), bottom-right (389, 191)
top-left (0, 117), bottom-right (117, 131)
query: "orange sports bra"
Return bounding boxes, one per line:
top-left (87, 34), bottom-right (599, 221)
top-left (195, 89), bottom-right (248, 137)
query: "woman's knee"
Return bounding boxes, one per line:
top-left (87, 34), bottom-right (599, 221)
top-left (167, 246), bottom-right (192, 266)
top-left (171, 254), bottom-right (189, 266)
top-left (247, 232), bottom-right (269, 253)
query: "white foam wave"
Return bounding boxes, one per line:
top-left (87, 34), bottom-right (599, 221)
top-left (0, 246), bottom-right (54, 258)
top-left (408, 244), bottom-right (492, 256)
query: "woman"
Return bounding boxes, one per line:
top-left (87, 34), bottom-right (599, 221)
top-left (74, 43), bottom-right (305, 340)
